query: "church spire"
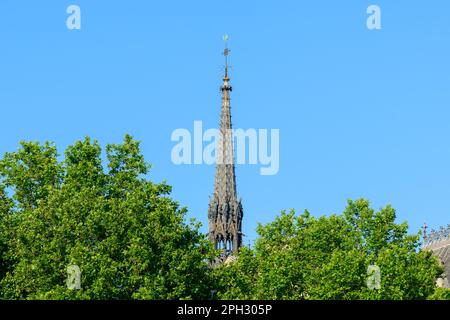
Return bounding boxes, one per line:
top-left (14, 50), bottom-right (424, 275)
top-left (215, 35), bottom-right (235, 201)
top-left (208, 36), bottom-right (243, 261)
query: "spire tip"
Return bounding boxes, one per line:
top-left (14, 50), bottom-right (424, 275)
top-left (222, 35), bottom-right (230, 81)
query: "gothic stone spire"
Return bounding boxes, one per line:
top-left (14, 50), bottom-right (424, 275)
top-left (208, 38), bottom-right (243, 258)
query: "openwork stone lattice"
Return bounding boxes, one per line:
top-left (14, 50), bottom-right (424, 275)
top-left (424, 224), bottom-right (450, 246)
top-left (423, 224), bottom-right (450, 289)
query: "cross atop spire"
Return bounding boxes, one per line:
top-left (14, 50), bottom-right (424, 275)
top-left (221, 38), bottom-right (232, 92)
top-left (222, 34), bottom-right (231, 83)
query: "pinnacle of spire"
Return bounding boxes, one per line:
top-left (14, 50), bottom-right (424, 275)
top-left (208, 38), bottom-right (244, 258)
top-left (214, 40), bottom-right (236, 203)
top-left (224, 47), bottom-right (230, 80)
top-left (214, 76), bottom-right (236, 202)
top-left (221, 35), bottom-right (232, 92)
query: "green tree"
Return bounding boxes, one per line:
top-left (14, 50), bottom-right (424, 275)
top-left (0, 135), bottom-right (213, 299)
top-left (0, 141), bottom-right (62, 210)
top-left (1, 137), bottom-right (445, 300)
top-left (0, 184), bottom-right (14, 293)
top-left (427, 288), bottom-right (450, 300)
top-left (215, 199), bottom-right (443, 300)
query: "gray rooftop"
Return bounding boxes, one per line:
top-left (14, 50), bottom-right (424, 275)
top-left (423, 237), bottom-right (450, 288)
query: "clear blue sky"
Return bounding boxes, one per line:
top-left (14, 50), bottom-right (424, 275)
top-left (1, 1), bottom-right (449, 244)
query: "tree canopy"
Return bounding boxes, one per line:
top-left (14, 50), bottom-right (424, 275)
top-left (214, 199), bottom-right (444, 300)
top-left (0, 136), bottom-right (446, 299)
top-left (0, 135), bottom-right (213, 299)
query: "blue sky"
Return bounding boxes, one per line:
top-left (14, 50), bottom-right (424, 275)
top-left (1, 1), bottom-right (449, 244)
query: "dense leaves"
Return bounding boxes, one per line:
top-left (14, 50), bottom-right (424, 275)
top-left (214, 200), bottom-right (445, 300)
top-left (427, 288), bottom-right (450, 300)
top-left (0, 137), bottom-right (447, 299)
top-left (0, 136), bottom-right (213, 299)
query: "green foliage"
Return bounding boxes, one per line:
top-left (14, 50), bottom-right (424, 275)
top-left (0, 141), bottom-right (62, 210)
top-left (427, 288), bottom-right (450, 300)
top-left (214, 199), bottom-right (444, 300)
top-left (0, 184), bottom-right (14, 292)
top-left (0, 135), bottom-right (213, 299)
top-left (0, 137), bottom-right (446, 300)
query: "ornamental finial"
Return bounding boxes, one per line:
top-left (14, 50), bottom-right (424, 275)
top-left (223, 34), bottom-right (230, 80)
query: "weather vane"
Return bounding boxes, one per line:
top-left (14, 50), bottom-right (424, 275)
top-left (223, 34), bottom-right (230, 78)
top-left (223, 34), bottom-right (229, 45)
